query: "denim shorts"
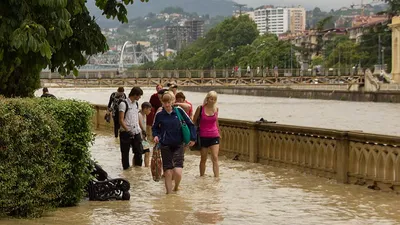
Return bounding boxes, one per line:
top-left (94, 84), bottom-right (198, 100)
top-left (200, 137), bottom-right (220, 148)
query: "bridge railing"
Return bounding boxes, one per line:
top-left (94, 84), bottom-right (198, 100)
top-left (92, 104), bottom-right (400, 191)
top-left (41, 68), bottom-right (362, 79)
top-left (220, 119), bottom-right (400, 191)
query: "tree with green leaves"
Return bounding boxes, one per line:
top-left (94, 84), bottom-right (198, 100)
top-left (315, 16), bottom-right (333, 56)
top-left (140, 15), bottom-right (259, 70)
top-left (326, 39), bottom-right (366, 68)
top-left (0, 0), bottom-right (148, 97)
top-left (381, 0), bottom-right (400, 18)
top-left (358, 24), bottom-right (391, 71)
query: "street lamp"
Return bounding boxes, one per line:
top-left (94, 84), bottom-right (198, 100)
top-left (255, 42), bottom-right (266, 71)
top-left (255, 42), bottom-right (266, 54)
top-left (381, 46), bottom-right (385, 72)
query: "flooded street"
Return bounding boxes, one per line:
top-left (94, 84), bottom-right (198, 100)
top-left (34, 87), bottom-right (400, 136)
top-left (4, 87), bottom-right (397, 224)
top-left (2, 131), bottom-right (400, 225)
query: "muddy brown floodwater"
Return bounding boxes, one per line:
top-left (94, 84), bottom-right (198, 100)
top-left (35, 87), bottom-right (400, 136)
top-left (2, 130), bottom-right (400, 225)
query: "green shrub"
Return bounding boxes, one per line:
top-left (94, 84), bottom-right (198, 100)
top-left (0, 97), bottom-right (95, 218)
top-left (0, 98), bottom-right (64, 217)
top-left (37, 98), bottom-right (95, 207)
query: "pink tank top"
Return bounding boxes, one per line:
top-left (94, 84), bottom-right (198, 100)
top-left (199, 106), bottom-right (219, 138)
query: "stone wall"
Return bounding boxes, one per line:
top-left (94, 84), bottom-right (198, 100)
top-left (180, 86), bottom-right (400, 103)
top-left (93, 104), bottom-right (400, 192)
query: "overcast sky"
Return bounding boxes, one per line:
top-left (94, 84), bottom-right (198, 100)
top-left (234, 0), bottom-right (371, 11)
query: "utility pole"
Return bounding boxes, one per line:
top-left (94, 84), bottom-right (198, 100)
top-left (290, 45), bottom-right (293, 72)
top-left (338, 47), bottom-right (341, 75)
top-left (234, 3), bottom-right (247, 16)
top-left (265, 10), bottom-right (270, 34)
top-left (378, 34), bottom-right (381, 70)
top-left (382, 46), bottom-right (385, 71)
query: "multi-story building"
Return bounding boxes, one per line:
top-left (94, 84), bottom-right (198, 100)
top-left (253, 6), bottom-right (306, 35)
top-left (254, 6), bottom-right (289, 35)
top-left (165, 26), bottom-right (191, 52)
top-left (184, 20), bottom-right (205, 42)
top-left (289, 7), bottom-right (306, 33)
top-left (347, 15), bottom-right (388, 43)
top-left (165, 20), bottom-right (205, 52)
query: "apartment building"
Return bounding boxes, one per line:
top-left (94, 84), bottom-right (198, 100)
top-left (165, 20), bottom-right (205, 51)
top-left (254, 7), bottom-right (289, 35)
top-left (184, 20), bottom-right (205, 42)
top-left (253, 6), bottom-right (305, 35)
top-left (289, 7), bottom-right (306, 33)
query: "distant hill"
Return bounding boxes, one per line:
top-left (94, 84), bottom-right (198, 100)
top-left (86, 0), bottom-right (236, 28)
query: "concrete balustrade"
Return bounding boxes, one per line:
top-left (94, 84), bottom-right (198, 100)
top-left (40, 68), bottom-right (359, 79)
top-left (92, 104), bottom-right (400, 192)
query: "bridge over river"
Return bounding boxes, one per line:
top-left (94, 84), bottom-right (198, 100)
top-left (2, 87), bottom-right (399, 224)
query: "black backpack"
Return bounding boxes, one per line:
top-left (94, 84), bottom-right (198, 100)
top-left (117, 99), bottom-right (139, 119)
top-left (112, 93), bottom-right (126, 113)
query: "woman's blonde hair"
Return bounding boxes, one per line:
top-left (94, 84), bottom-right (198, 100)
top-left (161, 91), bottom-right (175, 104)
top-left (203, 91), bottom-right (218, 108)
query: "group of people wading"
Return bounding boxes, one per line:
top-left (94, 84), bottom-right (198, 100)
top-left (106, 85), bottom-right (221, 194)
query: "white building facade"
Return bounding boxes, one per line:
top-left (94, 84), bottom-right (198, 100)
top-left (254, 7), bottom-right (290, 35)
top-left (253, 7), bottom-right (306, 35)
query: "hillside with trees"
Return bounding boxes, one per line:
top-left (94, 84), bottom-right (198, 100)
top-left (106, 7), bottom-right (228, 48)
top-left (306, 4), bottom-right (388, 29)
top-left (86, 0), bottom-right (236, 28)
top-left (137, 15), bottom-right (297, 70)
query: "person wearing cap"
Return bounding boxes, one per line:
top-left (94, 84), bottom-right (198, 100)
top-left (40, 87), bottom-right (56, 99)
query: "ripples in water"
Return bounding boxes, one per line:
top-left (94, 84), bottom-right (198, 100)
top-left (1, 132), bottom-right (400, 225)
top-left (35, 87), bottom-right (400, 136)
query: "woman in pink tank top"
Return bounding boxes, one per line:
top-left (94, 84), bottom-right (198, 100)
top-left (193, 91), bottom-right (220, 177)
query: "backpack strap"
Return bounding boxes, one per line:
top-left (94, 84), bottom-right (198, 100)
top-left (196, 105), bottom-right (202, 126)
top-left (119, 100), bottom-right (139, 118)
top-left (117, 99), bottom-right (129, 118)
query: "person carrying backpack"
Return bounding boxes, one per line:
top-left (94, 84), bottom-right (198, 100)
top-left (119, 87), bottom-right (144, 170)
top-left (107, 87), bottom-right (127, 138)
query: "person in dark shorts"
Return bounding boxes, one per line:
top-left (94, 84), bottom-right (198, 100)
top-left (152, 91), bottom-right (196, 194)
top-left (193, 91), bottom-right (221, 177)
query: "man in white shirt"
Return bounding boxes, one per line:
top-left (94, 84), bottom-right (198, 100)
top-left (119, 87), bottom-right (143, 170)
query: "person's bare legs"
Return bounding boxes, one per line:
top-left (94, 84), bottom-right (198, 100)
top-left (173, 168), bottom-right (183, 191)
top-left (199, 148), bottom-right (208, 176)
top-left (144, 152), bottom-right (150, 167)
top-left (210, 144), bottom-right (220, 177)
top-left (164, 169), bottom-right (173, 194)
